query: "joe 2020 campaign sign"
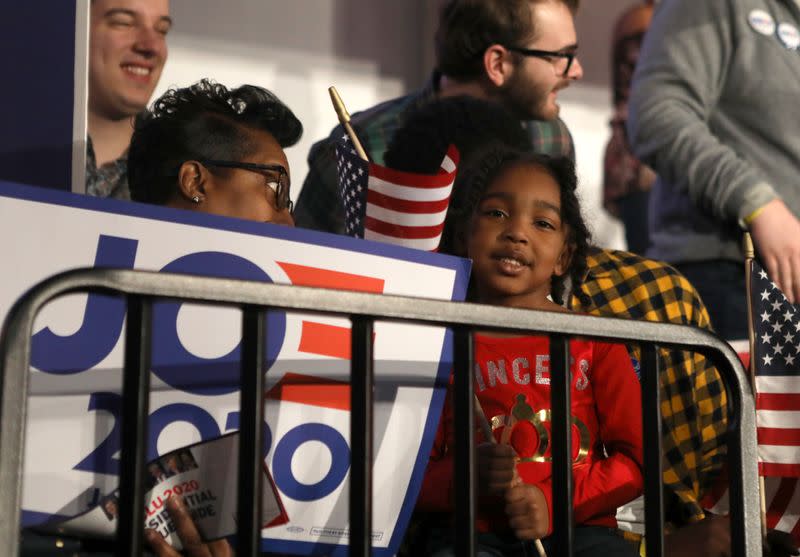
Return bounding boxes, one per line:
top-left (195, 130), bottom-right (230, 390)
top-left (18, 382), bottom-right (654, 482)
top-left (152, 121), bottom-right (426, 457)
top-left (0, 180), bottom-right (470, 555)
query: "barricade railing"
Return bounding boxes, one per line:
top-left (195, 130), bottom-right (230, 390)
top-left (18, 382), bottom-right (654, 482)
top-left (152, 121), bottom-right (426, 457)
top-left (0, 268), bottom-right (760, 557)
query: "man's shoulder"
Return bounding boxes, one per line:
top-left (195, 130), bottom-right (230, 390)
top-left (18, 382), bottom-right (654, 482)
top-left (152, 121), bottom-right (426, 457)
top-left (523, 117), bottom-right (575, 159)
top-left (586, 246), bottom-right (682, 277)
top-left (584, 246), bottom-right (697, 298)
top-left (581, 246), bottom-right (709, 327)
top-left (308, 90), bottom-right (419, 160)
top-left (322, 91), bottom-right (420, 141)
top-left (349, 92), bottom-right (419, 129)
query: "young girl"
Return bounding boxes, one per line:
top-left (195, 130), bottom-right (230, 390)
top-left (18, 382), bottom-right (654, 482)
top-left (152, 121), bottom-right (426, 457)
top-left (418, 150), bottom-right (643, 557)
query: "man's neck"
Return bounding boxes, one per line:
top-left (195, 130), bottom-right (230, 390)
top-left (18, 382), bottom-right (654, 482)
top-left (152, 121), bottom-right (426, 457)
top-left (87, 112), bottom-right (135, 166)
top-left (437, 75), bottom-right (492, 100)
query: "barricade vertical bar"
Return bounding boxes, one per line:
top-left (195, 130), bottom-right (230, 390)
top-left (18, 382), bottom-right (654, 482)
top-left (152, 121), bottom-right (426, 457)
top-left (237, 307), bottom-right (266, 556)
top-left (0, 295), bottom-right (34, 554)
top-left (641, 343), bottom-right (663, 557)
top-left (550, 333), bottom-right (573, 556)
top-left (725, 355), bottom-right (749, 557)
top-left (117, 295), bottom-right (152, 557)
top-left (350, 317), bottom-right (374, 557)
top-left (453, 327), bottom-right (476, 557)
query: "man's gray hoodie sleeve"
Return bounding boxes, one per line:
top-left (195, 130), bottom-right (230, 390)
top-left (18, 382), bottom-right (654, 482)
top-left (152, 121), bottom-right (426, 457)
top-left (627, 0), bottom-right (777, 225)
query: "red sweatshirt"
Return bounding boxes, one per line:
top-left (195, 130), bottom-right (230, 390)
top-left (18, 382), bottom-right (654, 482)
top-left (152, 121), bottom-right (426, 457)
top-left (418, 334), bottom-right (643, 535)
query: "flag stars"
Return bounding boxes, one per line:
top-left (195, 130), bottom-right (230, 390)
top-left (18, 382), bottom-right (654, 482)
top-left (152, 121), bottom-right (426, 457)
top-left (784, 309), bottom-right (795, 322)
top-left (762, 332), bottom-right (772, 344)
top-left (771, 321), bottom-right (783, 334)
top-left (336, 141), bottom-right (373, 239)
top-left (761, 289), bottom-right (771, 301)
top-left (787, 354), bottom-right (797, 366)
top-left (774, 342), bottom-right (784, 355)
top-left (761, 310), bottom-right (771, 322)
top-left (763, 353), bottom-right (774, 366)
top-left (760, 269), bottom-right (769, 280)
top-left (785, 331), bottom-right (795, 344)
top-left (771, 299), bottom-right (782, 312)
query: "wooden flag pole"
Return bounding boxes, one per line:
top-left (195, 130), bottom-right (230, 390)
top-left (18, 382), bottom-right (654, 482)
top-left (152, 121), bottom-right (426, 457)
top-left (744, 232), bottom-right (768, 539)
top-left (473, 394), bottom-right (495, 443)
top-left (745, 232), bottom-right (757, 393)
top-left (328, 86), bottom-right (369, 162)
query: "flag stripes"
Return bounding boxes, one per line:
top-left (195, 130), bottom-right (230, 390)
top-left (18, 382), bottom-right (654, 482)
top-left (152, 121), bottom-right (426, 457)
top-left (336, 136), bottom-right (459, 252)
top-left (751, 260), bottom-right (800, 479)
top-left (366, 190), bottom-right (451, 214)
top-left (364, 204), bottom-right (449, 227)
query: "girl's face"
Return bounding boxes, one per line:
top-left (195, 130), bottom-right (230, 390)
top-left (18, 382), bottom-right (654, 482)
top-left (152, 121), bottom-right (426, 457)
top-left (466, 162), bottom-right (571, 309)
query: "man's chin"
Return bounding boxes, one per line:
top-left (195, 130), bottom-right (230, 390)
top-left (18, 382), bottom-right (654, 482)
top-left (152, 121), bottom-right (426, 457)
top-left (119, 92), bottom-right (154, 115)
top-left (529, 103), bottom-right (560, 122)
top-left (89, 97), bottom-right (147, 122)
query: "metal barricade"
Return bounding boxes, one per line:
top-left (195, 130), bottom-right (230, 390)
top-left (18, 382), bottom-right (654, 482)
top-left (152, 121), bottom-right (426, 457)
top-left (0, 268), bottom-right (760, 557)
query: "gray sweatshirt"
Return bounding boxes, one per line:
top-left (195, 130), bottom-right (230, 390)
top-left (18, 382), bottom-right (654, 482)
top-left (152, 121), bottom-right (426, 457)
top-left (628, 0), bottom-right (800, 263)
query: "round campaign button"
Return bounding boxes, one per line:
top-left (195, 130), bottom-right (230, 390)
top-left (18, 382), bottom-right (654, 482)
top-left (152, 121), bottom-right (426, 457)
top-left (748, 9), bottom-right (776, 36)
top-left (778, 22), bottom-right (800, 50)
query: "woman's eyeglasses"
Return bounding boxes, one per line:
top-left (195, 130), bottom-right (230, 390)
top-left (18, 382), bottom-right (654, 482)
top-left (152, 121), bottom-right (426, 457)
top-left (200, 160), bottom-right (293, 213)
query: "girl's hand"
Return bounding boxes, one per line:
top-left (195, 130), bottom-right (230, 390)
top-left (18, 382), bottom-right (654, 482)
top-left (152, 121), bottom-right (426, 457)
top-left (504, 484), bottom-right (549, 540)
top-left (144, 496), bottom-right (234, 557)
top-left (477, 442), bottom-right (516, 497)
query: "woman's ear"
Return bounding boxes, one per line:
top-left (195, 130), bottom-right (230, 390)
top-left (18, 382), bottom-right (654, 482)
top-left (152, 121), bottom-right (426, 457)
top-left (176, 161), bottom-right (207, 203)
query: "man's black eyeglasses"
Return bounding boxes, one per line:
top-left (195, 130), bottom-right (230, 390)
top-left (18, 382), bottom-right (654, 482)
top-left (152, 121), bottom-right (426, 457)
top-left (505, 46), bottom-right (577, 77)
top-left (200, 160), bottom-right (293, 213)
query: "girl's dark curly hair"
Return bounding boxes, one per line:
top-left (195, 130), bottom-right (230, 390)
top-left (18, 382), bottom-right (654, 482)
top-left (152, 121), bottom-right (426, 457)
top-left (441, 148), bottom-right (591, 306)
top-left (128, 78), bottom-right (302, 205)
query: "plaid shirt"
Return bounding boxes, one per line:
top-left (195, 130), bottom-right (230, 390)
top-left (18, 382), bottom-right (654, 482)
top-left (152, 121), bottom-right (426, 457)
top-left (294, 73), bottom-right (574, 234)
top-left (85, 136), bottom-right (130, 200)
top-left (570, 247), bottom-right (728, 525)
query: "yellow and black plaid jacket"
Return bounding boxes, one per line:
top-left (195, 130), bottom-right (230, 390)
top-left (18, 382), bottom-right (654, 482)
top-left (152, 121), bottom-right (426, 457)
top-left (570, 247), bottom-right (728, 525)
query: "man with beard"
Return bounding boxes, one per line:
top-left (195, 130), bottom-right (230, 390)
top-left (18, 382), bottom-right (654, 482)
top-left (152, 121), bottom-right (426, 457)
top-left (294, 0), bottom-right (583, 233)
top-left (86, 0), bottom-right (172, 199)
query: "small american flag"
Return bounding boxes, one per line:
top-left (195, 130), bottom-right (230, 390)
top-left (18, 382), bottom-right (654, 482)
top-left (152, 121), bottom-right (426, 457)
top-left (705, 476), bottom-right (800, 539)
top-left (335, 135), bottom-right (459, 251)
top-left (751, 259), bottom-right (800, 477)
top-left (701, 259), bottom-right (800, 541)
